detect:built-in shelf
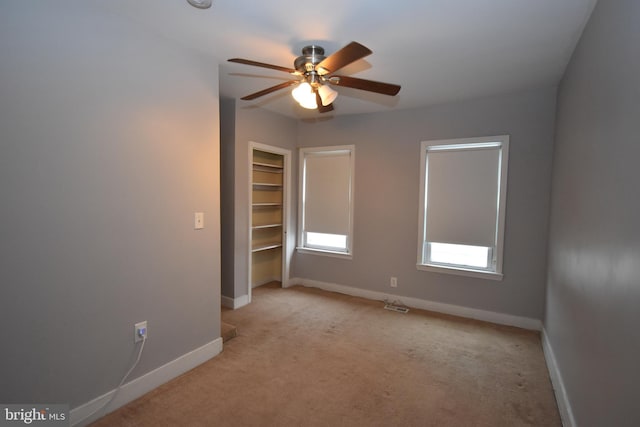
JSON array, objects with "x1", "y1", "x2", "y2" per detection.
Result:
[
  {"x1": 252, "y1": 223, "x2": 283, "y2": 230},
  {"x1": 252, "y1": 183, "x2": 283, "y2": 188},
  {"x1": 253, "y1": 162, "x2": 283, "y2": 173},
  {"x1": 251, "y1": 242, "x2": 283, "y2": 252},
  {"x1": 251, "y1": 148, "x2": 285, "y2": 286},
  {"x1": 252, "y1": 202, "x2": 282, "y2": 208}
]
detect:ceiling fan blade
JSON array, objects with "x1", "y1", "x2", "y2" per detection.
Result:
[
  {"x1": 241, "y1": 80, "x2": 299, "y2": 101},
  {"x1": 329, "y1": 75, "x2": 401, "y2": 96},
  {"x1": 228, "y1": 58, "x2": 298, "y2": 74},
  {"x1": 316, "y1": 42, "x2": 372, "y2": 75},
  {"x1": 315, "y1": 91, "x2": 334, "y2": 113}
]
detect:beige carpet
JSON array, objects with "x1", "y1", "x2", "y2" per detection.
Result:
[{"x1": 91, "y1": 283, "x2": 561, "y2": 426}]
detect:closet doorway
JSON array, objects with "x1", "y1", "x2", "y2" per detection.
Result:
[{"x1": 248, "y1": 142, "x2": 292, "y2": 301}]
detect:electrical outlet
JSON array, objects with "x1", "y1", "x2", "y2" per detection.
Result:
[
  {"x1": 390, "y1": 277, "x2": 398, "y2": 288},
  {"x1": 134, "y1": 321, "x2": 147, "y2": 343}
]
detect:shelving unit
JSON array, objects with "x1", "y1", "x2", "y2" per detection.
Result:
[
  {"x1": 252, "y1": 183, "x2": 282, "y2": 188},
  {"x1": 252, "y1": 223, "x2": 282, "y2": 229},
  {"x1": 251, "y1": 242, "x2": 283, "y2": 252},
  {"x1": 251, "y1": 149, "x2": 284, "y2": 288},
  {"x1": 253, "y1": 161, "x2": 283, "y2": 170},
  {"x1": 252, "y1": 202, "x2": 282, "y2": 207}
]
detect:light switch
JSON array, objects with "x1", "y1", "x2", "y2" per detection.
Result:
[{"x1": 194, "y1": 212, "x2": 204, "y2": 229}]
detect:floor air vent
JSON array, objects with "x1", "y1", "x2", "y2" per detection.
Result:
[{"x1": 383, "y1": 300, "x2": 410, "y2": 314}]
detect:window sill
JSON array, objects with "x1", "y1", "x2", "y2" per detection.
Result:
[
  {"x1": 297, "y1": 247, "x2": 353, "y2": 260},
  {"x1": 416, "y1": 263, "x2": 503, "y2": 281}
]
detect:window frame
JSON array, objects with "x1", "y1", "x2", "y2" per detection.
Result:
[
  {"x1": 416, "y1": 135, "x2": 509, "y2": 280},
  {"x1": 297, "y1": 145, "x2": 355, "y2": 259}
]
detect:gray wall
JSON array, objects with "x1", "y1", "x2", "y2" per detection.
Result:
[
  {"x1": 221, "y1": 105, "x2": 297, "y2": 299},
  {"x1": 545, "y1": 0, "x2": 640, "y2": 425},
  {"x1": 294, "y1": 88, "x2": 557, "y2": 319},
  {"x1": 0, "y1": 2, "x2": 221, "y2": 408},
  {"x1": 220, "y1": 97, "x2": 236, "y2": 298}
]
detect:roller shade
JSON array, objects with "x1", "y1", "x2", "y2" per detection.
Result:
[
  {"x1": 425, "y1": 144, "x2": 501, "y2": 247},
  {"x1": 303, "y1": 151, "x2": 352, "y2": 235}
]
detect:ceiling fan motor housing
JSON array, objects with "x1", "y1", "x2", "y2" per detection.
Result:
[{"x1": 294, "y1": 45, "x2": 327, "y2": 86}]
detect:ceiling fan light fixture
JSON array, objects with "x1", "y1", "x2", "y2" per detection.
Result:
[
  {"x1": 292, "y1": 82, "x2": 317, "y2": 109},
  {"x1": 318, "y1": 84, "x2": 338, "y2": 106},
  {"x1": 299, "y1": 98, "x2": 318, "y2": 110}
]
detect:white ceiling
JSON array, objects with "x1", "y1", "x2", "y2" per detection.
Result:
[{"x1": 95, "y1": 0, "x2": 597, "y2": 119}]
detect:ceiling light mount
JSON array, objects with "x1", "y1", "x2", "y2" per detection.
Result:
[{"x1": 294, "y1": 45, "x2": 326, "y2": 75}]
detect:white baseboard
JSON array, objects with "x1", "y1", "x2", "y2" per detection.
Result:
[
  {"x1": 70, "y1": 337, "x2": 223, "y2": 426},
  {"x1": 221, "y1": 294, "x2": 250, "y2": 309},
  {"x1": 282, "y1": 278, "x2": 294, "y2": 288},
  {"x1": 289, "y1": 277, "x2": 542, "y2": 331},
  {"x1": 221, "y1": 295, "x2": 234, "y2": 308},
  {"x1": 542, "y1": 328, "x2": 575, "y2": 427}
]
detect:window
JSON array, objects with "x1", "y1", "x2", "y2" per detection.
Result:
[
  {"x1": 417, "y1": 136, "x2": 509, "y2": 280},
  {"x1": 298, "y1": 146, "x2": 355, "y2": 258}
]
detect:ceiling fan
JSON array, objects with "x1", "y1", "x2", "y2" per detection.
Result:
[{"x1": 228, "y1": 41, "x2": 401, "y2": 113}]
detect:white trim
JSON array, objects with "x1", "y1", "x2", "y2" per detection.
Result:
[
  {"x1": 427, "y1": 141, "x2": 503, "y2": 152},
  {"x1": 70, "y1": 337, "x2": 223, "y2": 426},
  {"x1": 289, "y1": 277, "x2": 541, "y2": 330},
  {"x1": 495, "y1": 137, "x2": 509, "y2": 275},
  {"x1": 542, "y1": 328, "x2": 575, "y2": 427},
  {"x1": 221, "y1": 294, "x2": 250, "y2": 309},
  {"x1": 281, "y1": 279, "x2": 296, "y2": 289},
  {"x1": 296, "y1": 247, "x2": 353, "y2": 260},
  {"x1": 416, "y1": 263, "x2": 504, "y2": 281}
]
